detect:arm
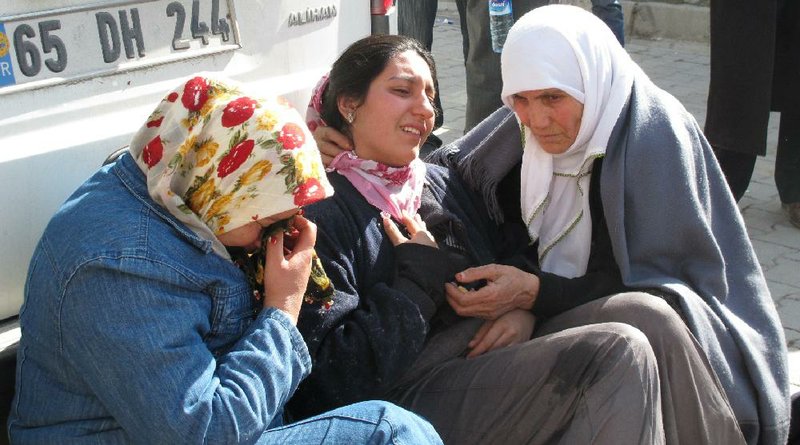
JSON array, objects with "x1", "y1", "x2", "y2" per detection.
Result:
[
  {"x1": 521, "y1": 158, "x2": 628, "y2": 318},
  {"x1": 60, "y1": 263, "x2": 310, "y2": 445},
  {"x1": 447, "y1": 159, "x2": 627, "y2": 319},
  {"x1": 288, "y1": 206, "x2": 454, "y2": 418}
]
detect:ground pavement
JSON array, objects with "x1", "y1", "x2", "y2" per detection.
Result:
[{"x1": 428, "y1": 4, "x2": 800, "y2": 393}]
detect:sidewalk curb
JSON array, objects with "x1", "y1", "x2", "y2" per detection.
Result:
[{"x1": 437, "y1": 0, "x2": 709, "y2": 43}]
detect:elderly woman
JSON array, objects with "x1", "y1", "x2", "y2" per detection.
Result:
[
  {"x1": 292, "y1": 33, "x2": 750, "y2": 444},
  {"x1": 8, "y1": 76, "x2": 442, "y2": 444},
  {"x1": 424, "y1": 5, "x2": 789, "y2": 445}
]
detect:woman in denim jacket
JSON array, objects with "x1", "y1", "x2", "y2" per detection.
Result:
[{"x1": 8, "y1": 76, "x2": 442, "y2": 445}]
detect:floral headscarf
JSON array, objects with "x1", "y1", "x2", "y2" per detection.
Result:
[{"x1": 128, "y1": 75, "x2": 334, "y2": 259}]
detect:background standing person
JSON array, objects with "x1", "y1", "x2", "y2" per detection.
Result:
[
  {"x1": 8, "y1": 76, "x2": 443, "y2": 445},
  {"x1": 705, "y1": 0, "x2": 800, "y2": 228}
]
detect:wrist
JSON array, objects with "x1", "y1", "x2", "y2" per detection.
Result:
[
  {"x1": 271, "y1": 306, "x2": 299, "y2": 325},
  {"x1": 518, "y1": 272, "x2": 539, "y2": 310}
]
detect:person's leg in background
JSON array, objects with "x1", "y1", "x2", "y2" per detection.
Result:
[
  {"x1": 704, "y1": 0, "x2": 777, "y2": 202},
  {"x1": 775, "y1": 107, "x2": 800, "y2": 227},
  {"x1": 455, "y1": 0, "x2": 501, "y2": 132},
  {"x1": 713, "y1": 149, "x2": 758, "y2": 201},
  {"x1": 772, "y1": 0, "x2": 800, "y2": 227},
  {"x1": 259, "y1": 401, "x2": 442, "y2": 444},
  {"x1": 398, "y1": 0, "x2": 438, "y2": 49},
  {"x1": 590, "y1": 0, "x2": 625, "y2": 45},
  {"x1": 456, "y1": 0, "x2": 549, "y2": 132},
  {"x1": 398, "y1": 0, "x2": 444, "y2": 157}
]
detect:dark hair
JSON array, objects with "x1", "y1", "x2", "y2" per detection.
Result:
[{"x1": 320, "y1": 34, "x2": 437, "y2": 134}]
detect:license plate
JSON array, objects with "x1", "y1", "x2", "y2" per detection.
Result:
[{"x1": 0, "y1": 0, "x2": 240, "y2": 94}]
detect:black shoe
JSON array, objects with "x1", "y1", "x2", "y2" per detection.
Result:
[{"x1": 782, "y1": 202, "x2": 800, "y2": 229}]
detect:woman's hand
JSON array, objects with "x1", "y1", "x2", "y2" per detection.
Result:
[
  {"x1": 382, "y1": 212, "x2": 437, "y2": 248},
  {"x1": 262, "y1": 215, "x2": 317, "y2": 324},
  {"x1": 466, "y1": 310, "x2": 536, "y2": 358},
  {"x1": 445, "y1": 264, "x2": 539, "y2": 320},
  {"x1": 313, "y1": 126, "x2": 353, "y2": 167}
]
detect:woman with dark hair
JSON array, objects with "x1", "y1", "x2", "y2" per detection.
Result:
[{"x1": 289, "y1": 33, "x2": 745, "y2": 444}]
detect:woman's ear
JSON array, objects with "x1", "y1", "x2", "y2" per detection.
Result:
[{"x1": 337, "y1": 96, "x2": 357, "y2": 122}]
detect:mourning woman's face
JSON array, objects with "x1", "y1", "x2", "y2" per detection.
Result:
[{"x1": 510, "y1": 88, "x2": 584, "y2": 154}]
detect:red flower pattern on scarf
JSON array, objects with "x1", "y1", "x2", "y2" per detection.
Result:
[
  {"x1": 146, "y1": 117, "x2": 164, "y2": 128},
  {"x1": 181, "y1": 77, "x2": 210, "y2": 112},
  {"x1": 221, "y1": 97, "x2": 258, "y2": 127},
  {"x1": 217, "y1": 139, "x2": 254, "y2": 178},
  {"x1": 294, "y1": 178, "x2": 326, "y2": 206},
  {"x1": 143, "y1": 135, "x2": 163, "y2": 168},
  {"x1": 277, "y1": 123, "x2": 306, "y2": 149}
]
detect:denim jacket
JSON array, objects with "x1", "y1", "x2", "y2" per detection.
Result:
[{"x1": 8, "y1": 153, "x2": 312, "y2": 444}]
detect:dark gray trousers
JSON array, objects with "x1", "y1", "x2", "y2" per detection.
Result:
[
  {"x1": 389, "y1": 321, "x2": 664, "y2": 444},
  {"x1": 387, "y1": 292, "x2": 745, "y2": 445},
  {"x1": 536, "y1": 292, "x2": 745, "y2": 445}
]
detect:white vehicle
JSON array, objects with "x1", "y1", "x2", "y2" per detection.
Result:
[{"x1": 0, "y1": 0, "x2": 396, "y2": 431}]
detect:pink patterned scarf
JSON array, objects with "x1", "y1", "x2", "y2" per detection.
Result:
[{"x1": 328, "y1": 151, "x2": 426, "y2": 220}]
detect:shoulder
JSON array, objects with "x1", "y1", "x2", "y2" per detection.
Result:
[
  {"x1": 423, "y1": 162, "x2": 469, "y2": 196},
  {"x1": 303, "y1": 172, "x2": 383, "y2": 257},
  {"x1": 630, "y1": 79, "x2": 700, "y2": 140},
  {"x1": 607, "y1": 78, "x2": 707, "y2": 165},
  {"x1": 43, "y1": 172, "x2": 227, "y2": 292},
  {"x1": 304, "y1": 172, "x2": 370, "y2": 226}
]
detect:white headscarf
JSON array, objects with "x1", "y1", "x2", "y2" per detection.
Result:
[{"x1": 500, "y1": 5, "x2": 639, "y2": 277}]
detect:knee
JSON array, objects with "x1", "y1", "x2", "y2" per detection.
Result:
[
  {"x1": 557, "y1": 323, "x2": 659, "y2": 396},
  {"x1": 590, "y1": 322, "x2": 656, "y2": 368},
  {"x1": 605, "y1": 292, "x2": 687, "y2": 340},
  {"x1": 348, "y1": 401, "x2": 442, "y2": 445}
]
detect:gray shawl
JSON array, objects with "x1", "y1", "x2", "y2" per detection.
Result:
[{"x1": 427, "y1": 79, "x2": 790, "y2": 444}]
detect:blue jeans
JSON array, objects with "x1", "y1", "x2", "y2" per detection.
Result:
[{"x1": 259, "y1": 401, "x2": 442, "y2": 444}]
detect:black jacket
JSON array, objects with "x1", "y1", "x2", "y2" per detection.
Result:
[{"x1": 705, "y1": 0, "x2": 799, "y2": 155}]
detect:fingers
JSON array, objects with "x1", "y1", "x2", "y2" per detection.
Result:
[
  {"x1": 446, "y1": 283, "x2": 478, "y2": 317},
  {"x1": 445, "y1": 283, "x2": 502, "y2": 320},
  {"x1": 382, "y1": 213, "x2": 407, "y2": 246},
  {"x1": 262, "y1": 220, "x2": 314, "y2": 324},
  {"x1": 381, "y1": 211, "x2": 437, "y2": 248},
  {"x1": 468, "y1": 320, "x2": 493, "y2": 349},
  {"x1": 264, "y1": 230, "x2": 285, "y2": 271},
  {"x1": 400, "y1": 212, "x2": 426, "y2": 235},
  {"x1": 322, "y1": 126, "x2": 354, "y2": 151},
  {"x1": 400, "y1": 212, "x2": 437, "y2": 248},
  {"x1": 454, "y1": 264, "x2": 500, "y2": 285},
  {"x1": 467, "y1": 322, "x2": 513, "y2": 358},
  {"x1": 313, "y1": 126, "x2": 352, "y2": 167},
  {"x1": 285, "y1": 215, "x2": 316, "y2": 259}
]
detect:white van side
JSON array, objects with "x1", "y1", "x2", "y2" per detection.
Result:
[{"x1": 0, "y1": 0, "x2": 396, "y2": 436}]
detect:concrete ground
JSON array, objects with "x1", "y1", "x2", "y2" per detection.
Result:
[{"x1": 429, "y1": 3, "x2": 800, "y2": 394}]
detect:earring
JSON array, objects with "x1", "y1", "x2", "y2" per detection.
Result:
[{"x1": 346, "y1": 111, "x2": 355, "y2": 124}]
